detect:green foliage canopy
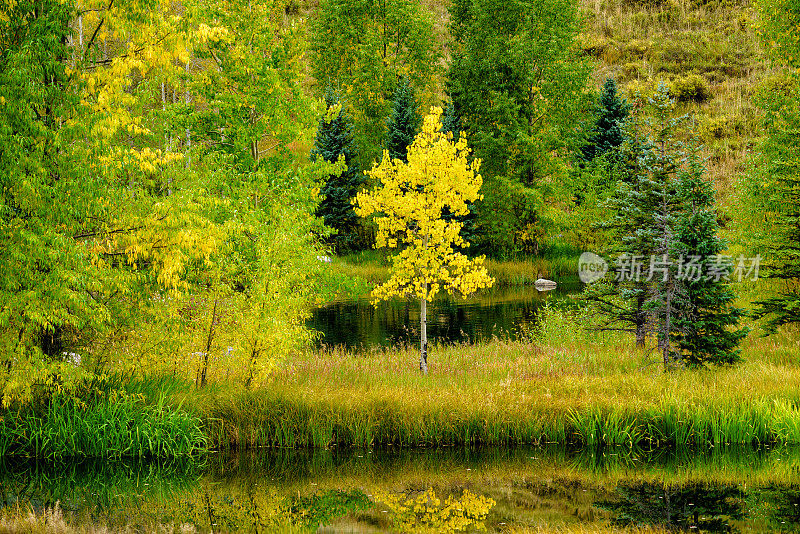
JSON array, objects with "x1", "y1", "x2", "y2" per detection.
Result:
[
  {"x1": 310, "y1": 0, "x2": 438, "y2": 167},
  {"x1": 448, "y1": 0, "x2": 593, "y2": 256}
]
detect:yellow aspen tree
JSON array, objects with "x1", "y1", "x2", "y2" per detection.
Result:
[{"x1": 355, "y1": 107, "x2": 494, "y2": 374}]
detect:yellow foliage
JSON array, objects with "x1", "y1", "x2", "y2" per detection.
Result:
[
  {"x1": 355, "y1": 107, "x2": 494, "y2": 303},
  {"x1": 324, "y1": 101, "x2": 343, "y2": 124},
  {"x1": 373, "y1": 487, "x2": 496, "y2": 533}
]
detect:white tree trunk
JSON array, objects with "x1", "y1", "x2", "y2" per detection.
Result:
[{"x1": 420, "y1": 291, "x2": 428, "y2": 375}]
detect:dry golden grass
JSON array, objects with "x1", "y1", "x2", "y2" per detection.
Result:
[{"x1": 190, "y1": 303, "x2": 800, "y2": 449}]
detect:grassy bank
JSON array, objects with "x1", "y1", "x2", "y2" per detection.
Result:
[
  {"x1": 185, "y1": 308, "x2": 800, "y2": 450},
  {"x1": 5, "y1": 306, "x2": 798, "y2": 457}
]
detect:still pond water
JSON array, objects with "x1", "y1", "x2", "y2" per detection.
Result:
[
  {"x1": 8, "y1": 446, "x2": 800, "y2": 532},
  {"x1": 307, "y1": 278, "x2": 583, "y2": 349}
]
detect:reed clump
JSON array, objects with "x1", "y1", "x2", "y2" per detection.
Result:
[{"x1": 0, "y1": 390, "x2": 207, "y2": 459}]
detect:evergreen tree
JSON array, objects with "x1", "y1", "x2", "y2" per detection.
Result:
[
  {"x1": 311, "y1": 89, "x2": 362, "y2": 250},
  {"x1": 743, "y1": 74, "x2": 800, "y2": 333},
  {"x1": 385, "y1": 76, "x2": 421, "y2": 162},
  {"x1": 581, "y1": 78, "x2": 631, "y2": 162},
  {"x1": 583, "y1": 84, "x2": 746, "y2": 367},
  {"x1": 440, "y1": 99, "x2": 462, "y2": 141},
  {"x1": 638, "y1": 84, "x2": 686, "y2": 367},
  {"x1": 567, "y1": 79, "x2": 630, "y2": 247},
  {"x1": 673, "y1": 143, "x2": 747, "y2": 366},
  {"x1": 606, "y1": 84, "x2": 680, "y2": 356}
]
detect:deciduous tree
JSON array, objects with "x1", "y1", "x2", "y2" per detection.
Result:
[
  {"x1": 448, "y1": 0, "x2": 592, "y2": 256},
  {"x1": 355, "y1": 108, "x2": 494, "y2": 374},
  {"x1": 310, "y1": 0, "x2": 438, "y2": 168}
]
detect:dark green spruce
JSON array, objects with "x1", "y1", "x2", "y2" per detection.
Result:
[
  {"x1": 583, "y1": 83, "x2": 745, "y2": 367},
  {"x1": 385, "y1": 76, "x2": 420, "y2": 162},
  {"x1": 582, "y1": 104, "x2": 657, "y2": 349},
  {"x1": 311, "y1": 88, "x2": 362, "y2": 251},
  {"x1": 672, "y1": 143, "x2": 747, "y2": 366},
  {"x1": 581, "y1": 78, "x2": 631, "y2": 162},
  {"x1": 440, "y1": 99, "x2": 462, "y2": 141}
]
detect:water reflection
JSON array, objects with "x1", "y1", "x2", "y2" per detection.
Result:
[
  {"x1": 1, "y1": 446, "x2": 800, "y2": 532},
  {"x1": 308, "y1": 280, "x2": 582, "y2": 349},
  {"x1": 0, "y1": 457, "x2": 200, "y2": 512},
  {"x1": 598, "y1": 482, "x2": 746, "y2": 532}
]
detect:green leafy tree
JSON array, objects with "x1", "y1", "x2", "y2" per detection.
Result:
[
  {"x1": 311, "y1": 89, "x2": 362, "y2": 251},
  {"x1": 0, "y1": 0, "x2": 103, "y2": 403},
  {"x1": 0, "y1": 0, "x2": 345, "y2": 403},
  {"x1": 355, "y1": 108, "x2": 494, "y2": 374},
  {"x1": 740, "y1": 0, "x2": 800, "y2": 333},
  {"x1": 310, "y1": 0, "x2": 438, "y2": 168},
  {"x1": 740, "y1": 74, "x2": 800, "y2": 333},
  {"x1": 756, "y1": 0, "x2": 800, "y2": 68},
  {"x1": 448, "y1": 0, "x2": 592, "y2": 256},
  {"x1": 385, "y1": 76, "x2": 420, "y2": 163}
]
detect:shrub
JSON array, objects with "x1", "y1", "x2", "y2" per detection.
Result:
[{"x1": 671, "y1": 73, "x2": 712, "y2": 103}]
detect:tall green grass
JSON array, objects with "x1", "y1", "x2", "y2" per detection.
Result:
[
  {"x1": 0, "y1": 391, "x2": 207, "y2": 459},
  {"x1": 198, "y1": 389, "x2": 800, "y2": 450}
]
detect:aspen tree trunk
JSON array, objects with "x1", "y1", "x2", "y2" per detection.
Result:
[
  {"x1": 420, "y1": 287, "x2": 428, "y2": 375},
  {"x1": 420, "y1": 233, "x2": 429, "y2": 375}
]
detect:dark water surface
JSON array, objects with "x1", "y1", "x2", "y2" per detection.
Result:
[
  {"x1": 5, "y1": 446, "x2": 800, "y2": 532},
  {"x1": 307, "y1": 277, "x2": 583, "y2": 349}
]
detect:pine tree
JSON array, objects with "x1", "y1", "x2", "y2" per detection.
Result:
[
  {"x1": 441, "y1": 100, "x2": 462, "y2": 141},
  {"x1": 583, "y1": 84, "x2": 746, "y2": 368},
  {"x1": 673, "y1": 143, "x2": 747, "y2": 366},
  {"x1": 581, "y1": 78, "x2": 631, "y2": 162},
  {"x1": 386, "y1": 76, "x2": 421, "y2": 162},
  {"x1": 744, "y1": 74, "x2": 800, "y2": 333},
  {"x1": 568, "y1": 79, "x2": 631, "y2": 247},
  {"x1": 638, "y1": 84, "x2": 686, "y2": 368},
  {"x1": 583, "y1": 105, "x2": 659, "y2": 349},
  {"x1": 311, "y1": 88, "x2": 362, "y2": 250}
]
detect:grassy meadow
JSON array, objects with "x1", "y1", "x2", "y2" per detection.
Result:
[
  {"x1": 0, "y1": 0, "x2": 794, "y2": 463},
  {"x1": 172, "y1": 301, "x2": 800, "y2": 450}
]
